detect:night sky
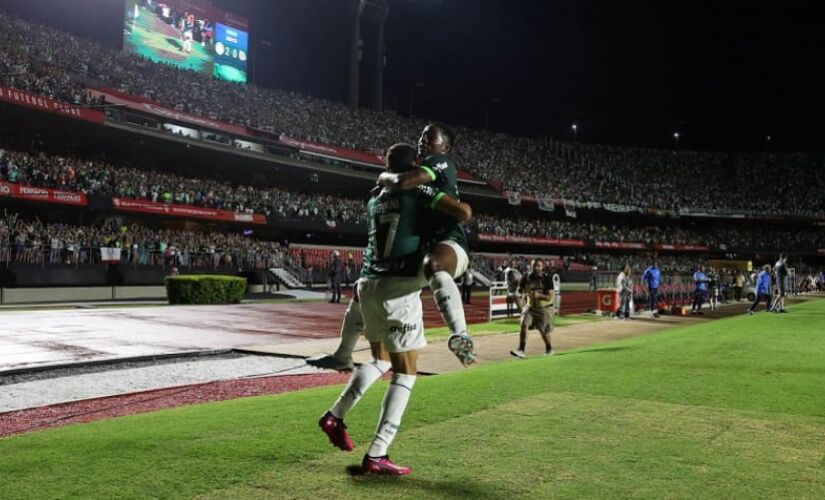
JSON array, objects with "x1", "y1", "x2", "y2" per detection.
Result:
[{"x1": 1, "y1": 0, "x2": 823, "y2": 153}]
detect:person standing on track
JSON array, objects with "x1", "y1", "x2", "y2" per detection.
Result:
[
  {"x1": 461, "y1": 266, "x2": 474, "y2": 304},
  {"x1": 617, "y1": 265, "x2": 633, "y2": 320},
  {"x1": 733, "y1": 270, "x2": 745, "y2": 301},
  {"x1": 328, "y1": 250, "x2": 343, "y2": 303},
  {"x1": 707, "y1": 267, "x2": 720, "y2": 311},
  {"x1": 770, "y1": 253, "x2": 789, "y2": 313},
  {"x1": 691, "y1": 265, "x2": 709, "y2": 315},
  {"x1": 641, "y1": 259, "x2": 661, "y2": 318},
  {"x1": 503, "y1": 261, "x2": 523, "y2": 318}
]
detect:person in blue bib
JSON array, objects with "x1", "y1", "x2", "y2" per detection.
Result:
[
  {"x1": 748, "y1": 265, "x2": 773, "y2": 315},
  {"x1": 641, "y1": 259, "x2": 661, "y2": 318},
  {"x1": 691, "y1": 265, "x2": 709, "y2": 315}
]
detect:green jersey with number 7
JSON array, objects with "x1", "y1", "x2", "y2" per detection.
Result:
[{"x1": 361, "y1": 187, "x2": 435, "y2": 278}]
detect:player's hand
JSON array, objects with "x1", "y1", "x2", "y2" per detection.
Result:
[{"x1": 377, "y1": 172, "x2": 400, "y2": 188}]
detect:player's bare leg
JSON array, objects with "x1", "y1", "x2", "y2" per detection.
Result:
[
  {"x1": 424, "y1": 243, "x2": 475, "y2": 366},
  {"x1": 541, "y1": 332, "x2": 555, "y2": 356},
  {"x1": 363, "y1": 349, "x2": 417, "y2": 476},
  {"x1": 320, "y1": 343, "x2": 390, "y2": 451}
]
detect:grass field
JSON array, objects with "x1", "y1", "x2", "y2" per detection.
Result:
[
  {"x1": 1, "y1": 300, "x2": 824, "y2": 499},
  {"x1": 425, "y1": 314, "x2": 603, "y2": 339}
]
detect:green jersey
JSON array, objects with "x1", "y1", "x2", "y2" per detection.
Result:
[
  {"x1": 361, "y1": 187, "x2": 433, "y2": 278},
  {"x1": 708, "y1": 272, "x2": 720, "y2": 289},
  {"x1": 418, "y1": 154, "x2": 469, "y2": 253}
]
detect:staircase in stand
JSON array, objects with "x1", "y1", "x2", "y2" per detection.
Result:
[{"x1": 269, "y1": 268, "x2": 304, "y2": 289}]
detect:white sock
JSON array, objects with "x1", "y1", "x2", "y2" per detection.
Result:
[
  {"x1": 429, "y1": 271, "x2": 467, "y2": 336},
  {"x1": 368, "y1": 373, "x2": 416, "y2": 457},
  {"x1": 329, "y1": 359, "x2": 391, "y2": 419},
  {"x1": 333, "y1": 299, "x2": 364, "y2": 361}
]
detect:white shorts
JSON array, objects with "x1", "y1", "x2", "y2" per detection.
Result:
[
  {"x1": 434, "y1": 239, "x2": 469, "y2": 279},
  {"x1": 358, "y1": 277, "x2": 427, "y2": 353}
]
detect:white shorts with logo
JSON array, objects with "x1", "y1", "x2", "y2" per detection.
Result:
[{"x1": 358, "y1": 276, "x2": 427, "y2": 353}]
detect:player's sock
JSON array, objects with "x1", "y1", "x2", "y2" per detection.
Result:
[
  {"x1": 330, "y1": 359, "x2": 391, "y2": 419},
  {"x1": 430, "y1": 271, "x2": 467, "y2": 335},
  {"x1": 332, "y1": 299, "x2": 364, "y2": 361},
  {"x1": 517, "y1": 331, "x2": 527, "y2": 352},
  {"x1": 367, "y1": 373, "x2": 416, "y2": 458}
]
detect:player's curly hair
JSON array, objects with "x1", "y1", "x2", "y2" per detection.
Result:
[{"x1": 386, "y1": 143, "x2": 417, "y2": 173}]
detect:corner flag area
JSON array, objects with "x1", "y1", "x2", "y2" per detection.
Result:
[{"x1": 1, "y1": 298, "x2": 824, "y2": 498}]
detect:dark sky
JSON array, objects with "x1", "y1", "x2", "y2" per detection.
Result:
[{"x1": 2, "y1": 0, "x2": 823, "y2": 152}]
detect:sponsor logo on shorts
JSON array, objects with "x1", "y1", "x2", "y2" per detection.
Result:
[{"x1": 389, "y1": 323, "x2": 418, "y2": 335}]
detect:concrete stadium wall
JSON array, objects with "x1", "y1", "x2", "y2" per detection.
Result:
[
  {"x1": 2, "y1": 287, "x2": 117, "y2": 304},
  {"x1": 0, "y1": 284, "x2": 269, "y2": 304}
]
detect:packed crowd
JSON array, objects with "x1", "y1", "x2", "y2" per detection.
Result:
[
  {"x1": 2, "y1": 142, "x2": 823, "y2": 253},
  {"x1": 0, "y1": 145, "x2": 365, "y2": 224},
  {"x1": 469, "y1": 213, "x2": 825, "y2": 251},
  {"x1": 574, "y1": 253, "x2": 708, "y2": 275},
  {"x1": 473, "y1": 252, "x2": 707, "y2": 279},
  {"x1": 0, "y1": 212, "x2": 289, "y2": 269},
  {"x1": 2, "y1": 11, "x2": 825, "y2": 217}
]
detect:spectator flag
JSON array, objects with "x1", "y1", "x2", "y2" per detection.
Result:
[
  {"x1": 506, "y1": 191, "x2": 522, "y2": 206},
  {"x1": 564, "y1": 201, "x2": 577, "y2": 219},
  {"x1": 538, "y1": 196, "x2": 555, "y2": 212},
  {"x1": 325, "y1": 220, "x2": 337, "y2": 229},
  {"x1": 100, "y1": 247, "x2": 121, "y2": 264}
]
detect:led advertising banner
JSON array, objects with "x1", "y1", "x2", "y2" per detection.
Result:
[{"x1": 124, "y1": 0, "x2": 249, "y2": 83}]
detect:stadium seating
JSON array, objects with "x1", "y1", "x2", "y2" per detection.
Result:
[
  {"x1": 290, "y1": 246, "x2": 364, "y2": 270},
  {"x1": 1, "y1": 10, "x2": 824, "y2": 218}
]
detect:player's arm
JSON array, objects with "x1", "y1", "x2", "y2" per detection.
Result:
[
  {"x1": 516, "y1": 276, "x2": 529, "y2": 296},
  {"x1": 378, "y1": 165, "x2": 436, "y2": 191},
  {"x1": 432, "y1": 192, "x2": 472, "y2": 222}
]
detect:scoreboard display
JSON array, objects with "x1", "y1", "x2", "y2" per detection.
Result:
[{"x1": 123, "y1": 0, "x2": 250, "y2": 84}]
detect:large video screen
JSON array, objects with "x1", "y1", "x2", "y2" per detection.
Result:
[{"x1": 123, "y1": 0, "x2": 250, "y2": 84}]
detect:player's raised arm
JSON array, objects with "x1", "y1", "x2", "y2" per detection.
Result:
[{"x1": 377, "y1": 167, "x2": 434, "y2": 190}]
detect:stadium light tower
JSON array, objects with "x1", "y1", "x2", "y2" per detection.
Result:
[
  {"x1": 348, "y1": 0, "x2": 441, "y2": 111},
  {"x1": 571, "y1": 123, "x2": 578, "y2": 142},
  {"x1": 673, "y1": 131, "x2": 680, "y2": 148}
]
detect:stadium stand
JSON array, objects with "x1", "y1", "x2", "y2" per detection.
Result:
[
  {"x1": 0, "y1": 213, "x2": 289, "y2": 270},
  {"x1": 1, "y1": 145, "x2": 823, "y2": 255},
  {"x1": 1, "y1": 9, "x2": 824, "y2": 217},
  {"x1": 0, "y1": 9, "x2": 823, "y2": 299}
]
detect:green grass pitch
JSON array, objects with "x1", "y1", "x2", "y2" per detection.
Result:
[{"x1": 1, "y1": 300, "x2": 824, "y2": 499}]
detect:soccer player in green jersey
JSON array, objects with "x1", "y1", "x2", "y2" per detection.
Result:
[
  {"x1": 308, "y1": 122, "x2": 476, "y2": 371},
  {"x1": 377, "y1": 123, "x2": 475, "y2": 365},
  {"x1": 319, "y1": 143, "x2": 472, "y2": 475}
]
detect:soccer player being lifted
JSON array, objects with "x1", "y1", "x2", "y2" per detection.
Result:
[
  {"x1": 318, "y1": 143, "x2": 472, "y2": 475},
  {"x1": 308, "y1": 123, "x2": 476, "y2": 370}
]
